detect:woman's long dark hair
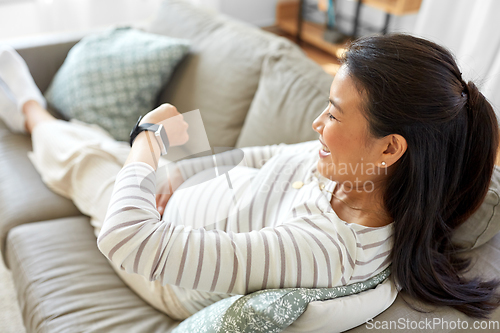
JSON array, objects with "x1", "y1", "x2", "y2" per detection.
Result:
[{"x1": 342, "y1": 34, "x2": 500, "y2": 318}]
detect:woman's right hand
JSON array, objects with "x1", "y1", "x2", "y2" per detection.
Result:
[
  {"x1": 156, "y1": 165, "x2": 185, "y2": 216},
  {"x1": 141, "y1": 103, "x2": 189, "y2": 147}
]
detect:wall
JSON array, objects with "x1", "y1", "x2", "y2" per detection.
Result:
[
  {"x1": 220, "y1": 0, "x2": 277, "y2": 27},
  {"x1": 0, "y1": 0, "x2": 164, "y2": 41},
  {"x1": 187, "y1": 0, "x2": 277, "y2": 27}
]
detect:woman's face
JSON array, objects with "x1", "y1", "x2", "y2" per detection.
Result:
[{"x1": 312, "y1": 65, "x2": 386, "y2": 187}]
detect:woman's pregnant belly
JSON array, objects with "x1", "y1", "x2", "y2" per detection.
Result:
[{"x1": 162, "y1": 165, "x2": 259, "y2": 231}]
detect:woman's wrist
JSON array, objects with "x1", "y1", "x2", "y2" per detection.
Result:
[
  {"x1": 124, "y1": 130, "x2": 162, "y2": 170},
  {"x1": 124, "y1": 103, "x2": 189, "y2": 170}
]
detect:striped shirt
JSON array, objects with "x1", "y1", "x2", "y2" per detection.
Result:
[{"x1": 97, "y1": 140, "x2": 394, "y2": 315}]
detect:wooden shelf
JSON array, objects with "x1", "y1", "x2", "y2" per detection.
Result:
[
  {"x1": 276, "y1": 0, "x2": 422, "y2": 57},
  {"x1": 276, "y1": 1, "x2": 348, "y2": 58},
  {"x1": 353, "y1": 0, "x2": 423, "y2": 16}
]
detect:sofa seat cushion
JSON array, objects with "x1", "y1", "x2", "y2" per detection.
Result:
[
  {"x1": 0, "y1": 120, "x2": 81, "y2": 268},
  {"x1": 235, "y1": 49, "x2": 333, "y2": 148},
  {"x1": 149, "y1": 0, "x2": 299, "y2": 148},
  {"x1": 6, "y1": 217, "x2": 179, "y2": 333}
]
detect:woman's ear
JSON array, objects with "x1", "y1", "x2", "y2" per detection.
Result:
[{"x1": 382, "y1": 134, "x2": 407, "y2": 167}]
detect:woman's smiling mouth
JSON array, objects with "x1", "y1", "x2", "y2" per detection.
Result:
[{"x1": 319, "y1": 138, "x2": 331, "y2": 158}]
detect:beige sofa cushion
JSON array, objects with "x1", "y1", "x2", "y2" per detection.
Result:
[
  {"x1": 149, "y1": 0, "x2": 297, "y2": 148},
  {"x1": 235, "y1": 49, "x2": 333, "y2": 148},
  {"x1": 346, "y1": 232, "x2": 500, "y2": 332},
  {"x1": 452, "y1": 165, "x2": 500, "y2": 251},
  {"x1": 6, "y1": 217, "x2": 180, "y2": 333},
  {"x1": 0, "y1": 120, "x2": 81, "y2": 268}
]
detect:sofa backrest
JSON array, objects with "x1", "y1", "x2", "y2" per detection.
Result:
[
  {"x1": 235, "y1": 48, "x2": 333, "y2": 148},
  {"x1": 149, "y1": 0, "x2": 333, "y2": 149}
]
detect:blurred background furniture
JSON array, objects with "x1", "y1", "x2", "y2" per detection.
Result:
[{"x1": 276, "y1": 0, "x2": 422, "y2": 56}]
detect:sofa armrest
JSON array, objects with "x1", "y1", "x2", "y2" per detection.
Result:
[{"x1": 0, "y1": 122, "x2": 83, "y2": 268}]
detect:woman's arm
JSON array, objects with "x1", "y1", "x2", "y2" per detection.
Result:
[
  {"x1": 97, "y1": 162, "x2": 360, "y2": 294},
  {"x1": 174, "y1": 144, "x2": 284, "y2": 181},
  {"x1": 175, "y1": 140, "x2": 321, "y2": 181}
]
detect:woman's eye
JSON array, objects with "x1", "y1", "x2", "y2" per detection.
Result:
[{"x1": 326, "y1": 100, "x2": 338, "y2": 121}]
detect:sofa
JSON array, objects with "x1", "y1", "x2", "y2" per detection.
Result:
[{"x1": 1, "y1": 0, "x2": 500, "y2": 332}]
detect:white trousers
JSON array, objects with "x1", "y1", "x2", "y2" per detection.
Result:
[{"x1": 28, "y1": 119, "x2": 192, "y2": 320}]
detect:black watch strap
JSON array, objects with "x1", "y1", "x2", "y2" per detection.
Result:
[{"x1": 129, "y1": 116, "x2": 159, "y2": 146}]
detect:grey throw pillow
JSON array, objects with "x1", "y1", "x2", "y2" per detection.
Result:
[
  {"x1": 173, "y1": 267, "x2": 391, "y2": 333},
  {"x1": 44, "y1": 27, "x2": 190, "y2": 141}
]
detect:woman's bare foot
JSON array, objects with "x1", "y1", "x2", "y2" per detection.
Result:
[{"x1": 23, "y1": 100, "x2": 56, "y2": 134}]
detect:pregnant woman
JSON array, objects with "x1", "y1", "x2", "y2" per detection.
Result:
[{"x1": 0, "y1": 33, "x2": 498, "y2": 321}]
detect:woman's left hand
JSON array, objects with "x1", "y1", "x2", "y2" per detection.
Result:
[
  {"x1": 140, "y1": 103, "x2": 189, "y2": 147},
  {"x1": 156, "y1": 165, "x2": 185, "y2": 216}
]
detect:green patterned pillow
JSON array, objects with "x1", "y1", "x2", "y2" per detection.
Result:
[
  {"x1": 173, "y1": 266, "x2": 391, "y2": 333},
  {"x1": 44, "y1": 27, "x2": 190, "y2": 141}
]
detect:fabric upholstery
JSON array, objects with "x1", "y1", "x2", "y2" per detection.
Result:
[
  {"x1": 6, "y1": 217, "x2": 180, "y2": 333},
  {"x1": 235, "y1": 49, "x2": 333, "y2": 148},
  {"x1": 345, "y1": 232, "x2": 500, "y2": 332},
  {"x1": 14, "y1": 36, "x2": 80, "y2": 95},
  {"x1": 44, "y1": 27, "x2": 190, "y2": 141},
  {"x1": 149, "y1": 0, "x2": 299, "y2": 148},
  {"x1": 11, "y1": 33, "x2": 82, "y2": 120},
  {"x1": 0, "y1": 119, "x2": 81, "y2": 268},
  {"x1": 285, "y1": 279, "x2": 397, "y2": 333},
  {"x1": 173, "y1": 268, "x2": 392, "y2": 333},
  {"x1": 452, "y1": 165, "x2": 500, "y2": 251}
]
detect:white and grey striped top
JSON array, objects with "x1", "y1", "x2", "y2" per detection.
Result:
[{"x1": 97, "y1": 140, "x2": 394, "y2": 315}]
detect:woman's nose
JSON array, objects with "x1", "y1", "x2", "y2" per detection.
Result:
[{"x1": 312, "y1": 113, "x2": 324, "y2": 134}]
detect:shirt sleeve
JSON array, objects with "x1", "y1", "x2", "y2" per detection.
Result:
[
  {"x1": 97, "y1": 160, "x2": 358, "y2": 295},
  {"x1": 174, "y1": 140, "x2": 320, "y2": 180}
]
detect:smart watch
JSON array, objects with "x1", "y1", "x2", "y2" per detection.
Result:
[{"x1": 129, "y1": 115, "x2": 169, "y2": 155}]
